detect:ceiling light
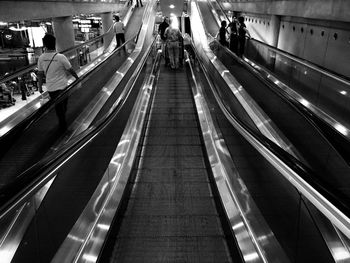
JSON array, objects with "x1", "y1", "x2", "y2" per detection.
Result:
[{"x1": 169, "y1": 4, "x2": 175, "y2": 8}]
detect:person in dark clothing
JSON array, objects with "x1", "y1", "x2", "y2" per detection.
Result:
[
  {"x1": 159, "y1": 16, "x2": 169, "y2": 41},
  {"x1": 228, "y1": 17, "x2": 239, "y2": 54},
  {"x1": 136, "y1": 0, "x2": 143, "y2": 7},
  {"x1": 158, "y1": 17, "x2": 170, "y2": 64},
  {"x1": 237, "y1": 16, "x2": 251, "y2": 57},
  {"x1": 18, "y1": 76, "x2": 27, "y2": 100},
  {"x1": 219, "y1": 20, "x2": 229, "y2": 47}
]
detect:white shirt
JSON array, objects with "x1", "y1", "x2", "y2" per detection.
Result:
[
  {"x1": 37, "y1": 52, "x2": 72, "y2": 92},
  {"x1": 113, "y1": 21, "x2": 124, "y2": 34}
]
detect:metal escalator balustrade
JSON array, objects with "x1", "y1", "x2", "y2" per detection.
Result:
[
  {"x1": 99, "y1": 54, "x2": 238, "y2": 262},
  {"x1": 191, "y1": 2, "x2": 350, "y2": 262},
  {"x1": 0, "y1": 2, "x2": 157, "y2": 261}
]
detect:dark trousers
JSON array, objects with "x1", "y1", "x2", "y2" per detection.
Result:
[
  {"x1": 115, "y1": 33, "x2": 125, "y2": 48},
  {"x1": 238, "y1": 38, "x2": 246, "y2": 57},
  {"x1": 49, "y1": 90, "x2": 68, "y2": 128},
  {"x1": 230, "y1": 35, "x2": 238, "y2": 55}
]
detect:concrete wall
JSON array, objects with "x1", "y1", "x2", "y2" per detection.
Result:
[
  {"x1": 0, "y1": 1, "x2": 124, "y2": 22},
  {"x1": 242, "y1": 12, "x2": 350, "y2": 78}
]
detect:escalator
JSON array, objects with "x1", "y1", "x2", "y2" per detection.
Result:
[
  {"x1": 196, "y1": 0, "x2": 350, "y2": 211},
  {"x1": 97, "y1": 60, "x2": 241, "y2": 262},
  {"x1": 2, "y1": 38, "x2": 349, "y2": 262},
  {"x1": 1, "y1": 4, "x2": 350, "y2": 262},
  {"x1": 0, "y1": 6, "x2": 146, "y2": 196}
]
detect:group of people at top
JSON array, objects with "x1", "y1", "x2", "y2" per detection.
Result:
[
  {"x1": 158, "y1": 16, "x2": 183, "y2": 70},
  {"x1": 219, "y1": 16, "x2": 251, "y2": 57}
]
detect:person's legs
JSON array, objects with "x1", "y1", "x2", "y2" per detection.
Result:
[
  {"x1": 168, "y1": 42, "x2": 176, "y2": 69},
  {"x1": 116, "y1": 34, "x2": 121, "y2": 47},
  {"x1": 173, "y1": 42, "x2": 180, "y2": 69},
  {"x1": 49, "y1": 90, "x2": 68, "y2": 129},
  {"x1": 121, "y1": 33, "x2": 126, "y2": 50}
]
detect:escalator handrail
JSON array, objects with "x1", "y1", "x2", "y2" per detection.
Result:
[
  {"x1": 211, "y1": 0, "x2": 350, "y2": 86},
  {"x1": 191, "y1": 38, "x2": 350, "y2": 239},
  {"x1": 0, "y1": 37, "x2": 156, "y2": 223},
  {"x1": 0, "y1": 6, "x2": 157, "y2": 223}
]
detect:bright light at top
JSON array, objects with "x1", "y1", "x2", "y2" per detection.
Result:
[{"x1": 169, "y1": 4, "x2": 175, "y2": 8}]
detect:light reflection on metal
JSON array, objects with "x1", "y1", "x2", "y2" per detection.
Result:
[
  {"x1": 232, "y1": 222, "x2": 244, "y2": 230},
  {"x1": 96, "y1": 224, "x2": 110, "y2": 231},
  {"x1": 334, "y1": 123, "x2": 348, "y2": 136},
  {"x1": 333, "y1": 247, "x2": 350, "y2": 261},
  {"x1": 67, "y1": 234, "x2": 85, "y2": 243},
  {"x1": 82, "y1": 254, "x2": 97, "y2": 262},
  {"x1": 244, "y1": 252, "x2": 260, "y2": 262},
  {"x1": 299, "y1": 98, "x2": 310, "y2": 107},
  {"x1": 0, "y1": 126, "x2": 10, "y2": 136}
]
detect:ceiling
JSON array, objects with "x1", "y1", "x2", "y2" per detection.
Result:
[{"x1": 158, "y1": 0, "x2": 185, "y2": 17}]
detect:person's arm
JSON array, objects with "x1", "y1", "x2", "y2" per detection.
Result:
[
  {"x1": 245, "y1": 27, "x2": 251, "y2": 38},
  {"x1": 37, "y1": 71, "x2": 45, "y2": 93},
  {"x1": 60, "y1": 54, "x2": 79, "y2": 80},
  {"x1": 67, "y1": 68, "x2": 79, "y2": 80}
]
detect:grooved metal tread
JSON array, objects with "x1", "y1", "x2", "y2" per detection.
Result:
[{"x1": 109, "y1": 65, "x2": 232, "y2": 262}]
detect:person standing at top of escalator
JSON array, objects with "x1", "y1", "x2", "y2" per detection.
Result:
[
  {"x1": 113, "y1": 16, "x2": 125, "y2": 49},
  {"x1": 136, "y1": 0, "x2": 143, "y2": 7},
  {"x1": 158, "y1": 16, "x2": 169, "y2": 64},
  {"x1": 37, "y1": 34, "x2": 79, "y2": 130},
  {"x1": 228, "y1": 17, "x2": 239, "y2": 55},
  {"x1": 219, "y1": 20, "x2": 229, "y2": 47},
  {"x1": 237, "y1": 16, "x2": 251, "y2": 57},
  {"x1": 164, "y1": 18, "x2": 182, "y2": 70}
]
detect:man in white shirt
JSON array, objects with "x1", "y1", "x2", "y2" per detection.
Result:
[
  {"x1": 37, "y1": 34, "x2": 79, "y2": 130},
  {"x1": 113, "y1": 16, "x2": 125, "y2": 48}
]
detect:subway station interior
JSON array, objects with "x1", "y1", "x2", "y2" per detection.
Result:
[{"x1": 0, "y1": 0, "x2": 350, "y2": 262}]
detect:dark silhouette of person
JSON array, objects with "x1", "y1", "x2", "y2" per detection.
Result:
[
  {"x1": 228, "y1": 17, "x2": 239, "y2": 54},
  {"x1": 237, "y1": 16, "x2": 251, "y2": 57},
  {"x1": 136, "y1": 0, "x2": 143, "y2": 7},
  {"x1": 37, "y1": 34, "x2": 79, "y2": 130},
  {"x1": 219, "y1": 20, "x2": 229, "y2": 47}
]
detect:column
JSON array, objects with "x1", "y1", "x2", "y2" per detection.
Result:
[
  {"x1": 101, "y1": 12, "x2": 114, "y2": 50},
  {"x1": 52, "y1": 16, "x2": 75, "y2": 52},
  {"x1": 52, "y1": 16, "x2": 79, "y2": 69},
  {"x1": 270, "y1": 15, "x2": 281, "y2": 47}
]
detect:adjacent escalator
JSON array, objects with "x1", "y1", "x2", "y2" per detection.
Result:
[
  {"x1": 197, "y1": 0, "x2": 350, "y2": 214},
  {"x1": 0, "y1": 7, "x2": 145, "y2": 195}
]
